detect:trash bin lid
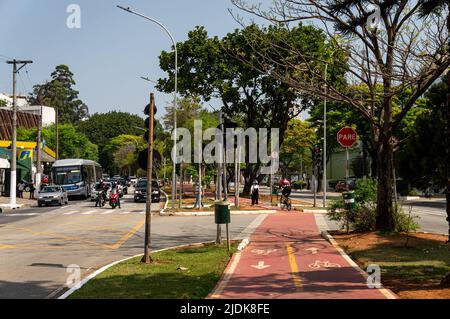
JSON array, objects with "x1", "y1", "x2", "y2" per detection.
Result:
[{"x1": 214, "y1": 200, "x2": 230, "y2": 206}]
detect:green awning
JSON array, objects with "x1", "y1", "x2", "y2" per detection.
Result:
[{"x1": 0, "y1": 148, "x2": 11, "y2": 159}]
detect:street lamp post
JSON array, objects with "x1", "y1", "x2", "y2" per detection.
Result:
[
  {"x1": 117, "y1": 5, "x2": 178, "y2": 210},
  {"x1": 323, "y1": 63, "x2": 328, "y2": 209}
]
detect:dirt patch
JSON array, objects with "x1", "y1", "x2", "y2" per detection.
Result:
[{"x1": 332, "y1": 231, "x2": 450, "y2": 299}]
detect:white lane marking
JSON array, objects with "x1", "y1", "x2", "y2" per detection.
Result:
[
  {"x1": 81, "y1": 210, "x2": 96, "y2": 215},
  {"x1": 100, "y1": 210, "x2": 114, "y2": 215},
  {"x1": 306, "y1": 247, "x2": 319, "y2": 255},
  {"x1": 236, "y1": 214, "x2": 268, "y2": 240},
  {"x1": 1, "y1": 213, "x2": 39, "y2": 217},
  {"x1": 120, "y1": 211, "x2": 131, "y2": 215},
  {"x1": 63, "y1": 211, "x2": 77, "y2": 215}
]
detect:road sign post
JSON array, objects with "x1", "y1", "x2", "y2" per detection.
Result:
[{"x1": 337, "y1": 127, "x2": 358, "y2": 183}]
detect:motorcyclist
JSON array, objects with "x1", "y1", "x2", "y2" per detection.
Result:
[
  {"x1": 95, "y1": 180, "x2": 107, "y2": 207},
  {"x1": 110, "y1": 182, "x2": 121, "y2": 209}
]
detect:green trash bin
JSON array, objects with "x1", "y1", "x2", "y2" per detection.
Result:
[
  {"x1": 214, "y1": 200, "x2": 231, "y2": 224},
  {"x1": 272, "y1": 185, "x2": 278, "y2": 195},
  {"x1": 342, "y1": 191, "x2": 356, "y2": 210}
]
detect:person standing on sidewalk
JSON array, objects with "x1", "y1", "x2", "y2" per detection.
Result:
[
  {"x1": 250, "y1": 180, "x2": 260, "y2": 205},
  {"x1": 29, "y1": 183, "x2": 36, "y2": 199},
  {"x1": 17, "y1": 181, "x2": 25, "y2": 198}
]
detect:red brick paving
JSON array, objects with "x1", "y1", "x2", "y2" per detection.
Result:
[{"x1": 215, "y1": 212, "x2": 395, "y2": 299}]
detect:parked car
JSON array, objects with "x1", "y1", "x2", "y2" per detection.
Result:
[
  {"x1": 134, "y1": 179, "x2": 160, "y2": 203},
  {"x1": 38, "y1": 185, "x2": 69, "y2": 207}
]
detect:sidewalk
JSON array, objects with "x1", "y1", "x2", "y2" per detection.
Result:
[{"x1": 211, "y1": 212, "x2": 396, "y2": 299}]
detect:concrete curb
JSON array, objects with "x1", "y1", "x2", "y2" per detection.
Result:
[
  {"x1": 320, "y1": 230, "x2": 398, "y2": 300},
  {"x1": 301, "y1": 209, "x2": 328, "y2": 214},
  {"x1": 170, "y1": 210, "x2": 277, "y2": 216},
  {"x1": 159, "y1": 189, "x2": 169, "y2": 215}
]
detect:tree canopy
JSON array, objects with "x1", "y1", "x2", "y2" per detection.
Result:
[
  {"x1": 28, "y1": 65, "x2": 89, "y2": 124},
  {"x1": 17, "y1": 123, "x2": 98, "y2": 161}
]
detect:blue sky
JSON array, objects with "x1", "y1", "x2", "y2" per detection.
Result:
[{"x1": 0, "y1": 0, "x2": 261, "y2": 121}]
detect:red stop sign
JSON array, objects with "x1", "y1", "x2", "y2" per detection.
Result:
[{"x1": 337, "y1": 127, "x2": 358, "y2": 148}]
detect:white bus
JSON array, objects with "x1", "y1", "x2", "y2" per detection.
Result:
[{"x1": 51, "y1": 159, "x2": 102, "y2": 198}]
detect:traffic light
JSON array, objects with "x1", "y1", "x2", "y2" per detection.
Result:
[
  {"x1": 138, "y1": 97, "x2": 158, "y2": 171},
  {"x1": 313, "y1": 147, "x2": 322, "y2": 166},
  {"x1": 143, "y1": 103, "x2": 158, "y2": 142}
]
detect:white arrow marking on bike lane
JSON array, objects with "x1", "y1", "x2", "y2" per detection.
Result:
[{"x1": 251, "y1": 261, "x2": 271, "y2": 270}]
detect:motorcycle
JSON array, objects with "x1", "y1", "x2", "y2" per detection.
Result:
[
  {"x1": 109, "y1": 191, "x2": 120, "y2": 209},
  {"x1": 95, "y1": 190, "x2": 106, "y2": 207}
]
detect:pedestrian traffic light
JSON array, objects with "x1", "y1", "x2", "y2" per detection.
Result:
[{"x1": 313, "y1": 147, "x2": 322, "y2": 166}]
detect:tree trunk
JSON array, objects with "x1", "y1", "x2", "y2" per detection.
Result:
[{"x1": 375, "y1": 136, "x2": 395, "y2": 230}]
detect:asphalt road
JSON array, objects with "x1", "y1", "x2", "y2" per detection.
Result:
[
  {"x1": 288, "y1": 189, "x2": 448, "y2": 235},
  {"x1": 0, "y1": 191, "x2": 261, "y2": 299}
]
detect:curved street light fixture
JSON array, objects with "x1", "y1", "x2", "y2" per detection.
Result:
[{"x1": 117, "y1": 5, "x2": 178, "y2": 210}]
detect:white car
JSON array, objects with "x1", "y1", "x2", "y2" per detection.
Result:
[
  {"x1": 38, "y1": 185, "x2": 69, "y2": 207},
  {"x1": 129, "y1": 176, "x2": 138, "y2": 186}
]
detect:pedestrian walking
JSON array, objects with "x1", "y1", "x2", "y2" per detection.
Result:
[
  {"x1": 250, "y1": 180, "x2": 260, "y2": 205},
  {"x1": 17, "y1": 181, "x2": 25, "y2": 198}
]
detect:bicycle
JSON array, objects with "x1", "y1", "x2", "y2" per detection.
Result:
[{"x1": 280, "y1": 194, "x2": 292, "y2": 211}]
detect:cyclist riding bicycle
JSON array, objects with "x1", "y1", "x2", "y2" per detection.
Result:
[{"x1": 279, "y1": 179, "x2": 292, "y2": 210}]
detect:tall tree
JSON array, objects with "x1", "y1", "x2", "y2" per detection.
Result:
[
  {"x1": 29, "y1": 65, "x2": 89, "y2": 124},
  {"x1": 17, "y1": 124, "x2": 98, "y2": 161},
  {"x1": 232, "y1": 0, "x2": 450, "y2": 230},
  {"x1": 417, "y1": 0, "x2": 450, "y2": 244},
  {"x1": 77, "y1": 111, "x2": 145, "y2": 173},
  {"x1": 158, "y1": 25, "x2": 338, "y2": 193},
  {"x1": 279, "y1": 118, "x2": 316, "y2": 178}
]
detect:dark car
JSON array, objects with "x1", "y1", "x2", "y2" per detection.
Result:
[{"x1": 134, "y1": 179, "x2": 160, "y2": 203}]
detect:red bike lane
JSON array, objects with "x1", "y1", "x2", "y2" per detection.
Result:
[{"x1": 212, "y1": 212, "x2": 396, "y2": 299}]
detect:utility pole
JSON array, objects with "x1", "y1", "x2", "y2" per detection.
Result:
[
  {"x1": 216, "y1": 111, "x2": 223, "y2": 244},
  {"x1": 36, "y1": 87, "x2": 44, "y2": 194},
  {"x1": 142, "y1": 93, "x2": 155, "y2": 264},
  {"x1": 6, "y1": 59, "x2": 33, "y2": 208},
  {"x1": 55, "y1": 104, "x2": 59, "y2": 160},
  {"x1": 163, "y1": 158, "x2": 166, "y2": 185},
  {"x1": 221, "y1": 114, "x2": 227, "y2": 201}
]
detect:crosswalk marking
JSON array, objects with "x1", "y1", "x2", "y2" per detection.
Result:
[
  {"x1": 63, "y1": 211, "x2": 77, "y2": 215},
  {"x1": 81, "y1": 210, "x2": 96, "y2": 215},
  {"x1": 1, "y1": 213, "x2": 39, "y2": 217},
  {"x1": 100, "y1": 210, "x2": 114, "y2": 215},
  {"x1": 120, "y1": 211, "x2": 131, "y2": 215}
]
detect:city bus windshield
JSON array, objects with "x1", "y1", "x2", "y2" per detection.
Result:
[{"x1": 53, "y1": 166, "x2": 82, "y2": 185}]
